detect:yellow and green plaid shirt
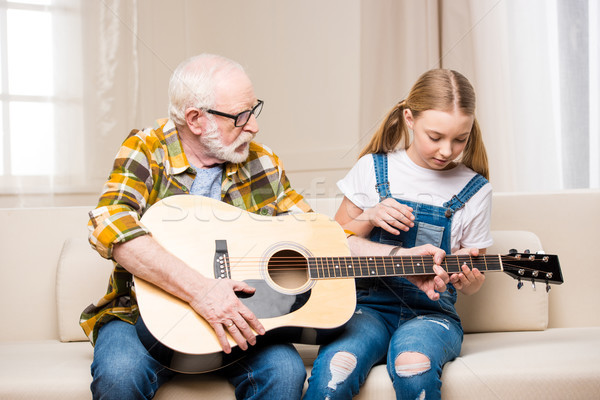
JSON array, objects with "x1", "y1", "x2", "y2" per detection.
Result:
[{"x1": 80, "y1": 118, "x2": 311, "y2": 345}]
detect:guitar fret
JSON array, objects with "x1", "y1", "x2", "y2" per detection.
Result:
[
  {"x1": 365, "y1": 257, "x2": 372, "y2": 277},
  {"x1": 399, "y1": 256, "x2": 406, "y2": 275},
  {"x1": 378, "y1": 256, "x2": 386, "y2": 276},
  {"x1": 373, "y1": 256, "x2": 381, "y2": 276},
  {"x1": 334, "y1": 256, "x2": 341, "y2": 278},
  {"x1": 308, "y1": 258, "x2": 316, "y2": 279},
  {"x1": 406, "y1": 255, "x2": 412, "y2": 275},
  {"x1": 384, "y1": 256, "x2": 394, "y2": 276},
  {"x1": 416, "y1": 256, "x2": 425, "y2": 274},
  {"x1": 339, "y1": 257, "x2": 347, "y2": 278},
  {"x1": 323, "y1": 257, "x2": 330, "y2": 277}
]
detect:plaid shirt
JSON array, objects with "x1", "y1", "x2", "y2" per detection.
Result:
[{"x1": 80, "y1": 118, "x2": 311, "y2": 345}]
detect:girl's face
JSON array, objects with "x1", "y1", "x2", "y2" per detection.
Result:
[{"x1": 404, "y1": 108, "x2": 474, "y2": 171}]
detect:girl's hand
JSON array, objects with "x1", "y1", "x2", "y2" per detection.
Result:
[
  {"x1": 450, "y1": 248, "x2": 486, "y2": 296},
  {"x1": 360, "y1": 198, "x2": 415, "y2": 235}
]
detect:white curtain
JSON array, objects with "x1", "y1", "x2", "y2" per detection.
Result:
[
  {"x1": 440, "y1": 0, "x2": 599, "y2": 191},
  {"x1": 0, "y1": 0, "x2": 138, "y2": 202}
]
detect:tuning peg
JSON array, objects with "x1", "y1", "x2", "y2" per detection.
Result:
[
  {"x1": 531, "y1": 278, "x2": 536, "y2": 291},
  {"x1": 517, "y1": 278, "x2": 523, "y2": 290},
  {"x1": 523, "y1": 249, "x2": 531, "y2": 254},
  {"x1": 536, "y1": 251, "x2": 546, "y2": 255},
  {"x1": 546, "y1": 280, "x2": 551, "y2": 293},
  {"x1": 509, "y1": 248, "x2": 518, "y2": 255}
]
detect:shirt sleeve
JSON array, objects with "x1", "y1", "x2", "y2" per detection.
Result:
[
  {"x1": 336, "y1": 155, "x2": 379, "y2": 210},
  {"x1": 272, "y1": 152, "x2": 313, "y2": 214},
  {"x1": 87, "y1": 133, "x2": 154, "y2": 259},
  {"x1": 459, "y1": 183, "x2": 494, "y2": 250}
]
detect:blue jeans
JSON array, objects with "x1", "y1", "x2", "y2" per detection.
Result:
[
  {"x1": 304, "y1": 278, "x2": 463, "y2": 400},
  {"x1": 91, "y1": 319, "x2": 306, "y2": 400}
]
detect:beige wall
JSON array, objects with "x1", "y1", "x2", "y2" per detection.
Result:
[
  {"x1": 0, "y1": 0, "x2": 439, "y2": 208},
  {"x1": 135, "y1": 0, "x2": 364, "y2": 201}
]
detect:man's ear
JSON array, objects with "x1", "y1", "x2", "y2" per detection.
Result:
[
  {"x1": 403, "y1": 108, "x2": 414, "y2": 130},
  {"x1": 184, "y1": 107, "x2": 205, "y2": 135}
]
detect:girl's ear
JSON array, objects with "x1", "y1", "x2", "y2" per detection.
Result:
[{"x1": 403, "y1": 108, "x2": 415, "y2": 130}]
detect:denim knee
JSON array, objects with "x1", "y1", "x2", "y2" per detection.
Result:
[
  {"x1": 224, "y1": 343, "x2": 305, "y2": 400},
  {"x1": 389, "y1": 360, "x2": 442, "y2": 400},
  {"x1": 90, "y1": 320, "x2": 174, "y2": 400}
]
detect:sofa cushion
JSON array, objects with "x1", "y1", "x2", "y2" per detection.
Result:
[
  {"x1": 56, "y1": 237, "x2": 114, "y2": 342},
  {"x1": 441, "y1": 327, "x2": 600, "y2": 399},
  {"x1": 456, "y1": 230, "x2": 549, "y2": 333},
  {"x1": 0, "y1": 341, "x2": 93, "y2": 399}
]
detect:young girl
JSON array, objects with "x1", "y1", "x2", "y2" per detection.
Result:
[{"x1": 304, "y1": 69, "x2": 492, "y2": 400}]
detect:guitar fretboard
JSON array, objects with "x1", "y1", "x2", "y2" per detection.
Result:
[{"x1": 307, "y1": 255, "x2": 503, "y2": 279}]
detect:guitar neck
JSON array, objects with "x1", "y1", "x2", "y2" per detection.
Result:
[{"x1": 308, "y1": 254, "x2": 503, "y2": 279}]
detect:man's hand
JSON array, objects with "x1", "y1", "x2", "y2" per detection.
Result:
[
  {"x1": 189, "y1": 277, "x2": 266, "y2": 354},
  {"x1": 113, "y1": 235, "x2": 266, "y2": 354},
  {"x1": 397, "y1": 244, "x2": 449, "y2": 301}
]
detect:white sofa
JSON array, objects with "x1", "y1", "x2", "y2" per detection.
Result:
[{"x1": 1, "y1": 190, "x2": 599, "y2": 399}]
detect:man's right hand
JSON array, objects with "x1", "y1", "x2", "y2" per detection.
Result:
[
  {"x1": 189, "y1": 277, "x2": 266, "y2": 354},
  {"x1": 113, "y1": 235, "x2": 266, "y2": 354}
]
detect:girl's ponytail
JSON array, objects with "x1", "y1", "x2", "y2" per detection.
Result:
[
  {"x1": 461, "y1": 119, "x2": 489, "y2": 180},
  {"x1": 359, "y1": 102, "x2": 410, "y2": 158}
]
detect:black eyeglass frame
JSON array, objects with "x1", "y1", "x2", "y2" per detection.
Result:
[{"x1": 205, "y1": 100, "x2": 264, "y2": 127}]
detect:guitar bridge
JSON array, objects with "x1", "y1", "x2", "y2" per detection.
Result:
[{"x1": 214, "y1": 240, "x2": 230, "y2": 279}]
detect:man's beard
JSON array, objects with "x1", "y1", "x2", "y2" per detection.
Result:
[{"x1": 201, "y1": 120, "x2": 254, "y2": 164}]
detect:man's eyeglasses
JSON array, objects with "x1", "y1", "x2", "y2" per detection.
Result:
[{"x1": 206, "y1": 100, "x2": 264, "y2": 127}]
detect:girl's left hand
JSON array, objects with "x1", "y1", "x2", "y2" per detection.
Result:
[{"x1": 450, "y1": 248, "x2": 486, "y2": 296}]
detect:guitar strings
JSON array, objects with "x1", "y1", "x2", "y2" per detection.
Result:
[
  {"x1": 222, "y1": 256, "x2": 505, "y2": 274},
  {"x1": 219, "y1": 256, "x2": 544, "y2": 276}
]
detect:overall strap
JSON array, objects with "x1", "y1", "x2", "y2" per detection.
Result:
[
  {"x1": 443, "y1": 174, "x2": 488, "y2": 218},
  {"x1": 372, "y1": 153, "x2": 392, "y2": 200}
]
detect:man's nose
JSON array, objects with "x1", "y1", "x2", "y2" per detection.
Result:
[{"x1": 243, "y1": 113, "x2": 259, "y2": 133}]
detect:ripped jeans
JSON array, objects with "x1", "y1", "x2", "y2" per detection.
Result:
[{"x1": 304, "y1": 277, "x2": 463, "y2": 400}]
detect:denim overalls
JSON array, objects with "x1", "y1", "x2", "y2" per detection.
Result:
[
  {"x1": 367, "y1": 152, "x2": 489, "y2": 320},
  {"x1": 304, "y1": 153, "x2": 489, "y2": 400}
]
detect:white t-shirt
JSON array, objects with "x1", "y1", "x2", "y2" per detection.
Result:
[{"x1": 337, "y1": 149, "x2": 493, "y2": 253}]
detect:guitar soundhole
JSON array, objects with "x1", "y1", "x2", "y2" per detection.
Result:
[{"x1": 268, "y1": 249, "x2": 309, "y2": 290}]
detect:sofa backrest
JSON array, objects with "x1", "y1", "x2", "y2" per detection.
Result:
[
  {"x1": 57, "y1": 237, "x2": 114, "y2": 342},
  {"x1": 1, "y1": 190, "x2": 596, "y2": 343},
  {"x1": 0, "y1": 206, "x2": 90, "y2": 342},
  {"x1": 457, "y1": 230, "x2": 548, "y2": 333},
  {"x1": 491, "y1": 190, "x2": 600, "y2": 329}
]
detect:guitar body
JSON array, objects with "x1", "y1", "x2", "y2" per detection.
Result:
[{"x1": 135, "y1": 195, "x2": 356, "y2": 373}]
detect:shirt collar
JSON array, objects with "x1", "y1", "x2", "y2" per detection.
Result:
[{"x1": 158, "y1": 119, "x2": 194, "y2": 176}]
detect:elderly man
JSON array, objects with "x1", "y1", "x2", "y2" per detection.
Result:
[{"x1": 81, "y1": 54, "x2": 449, "y2": 400}]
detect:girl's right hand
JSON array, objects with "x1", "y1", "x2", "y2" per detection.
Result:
[{"x1": 361, "y1": 198, "x2": 415, "y2": 235}]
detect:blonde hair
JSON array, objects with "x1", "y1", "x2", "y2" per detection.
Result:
[{"x1": 360, "y1": 69, "x2": 489, "y2": 179}]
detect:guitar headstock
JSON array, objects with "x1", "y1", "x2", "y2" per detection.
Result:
[{"x1": 501, "y1": 250, "x2": 563, "y2": 291}]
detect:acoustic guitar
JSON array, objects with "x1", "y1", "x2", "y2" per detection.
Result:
[{"x1": 134, "y1": 195, "x2": 563, "y2": 373}]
